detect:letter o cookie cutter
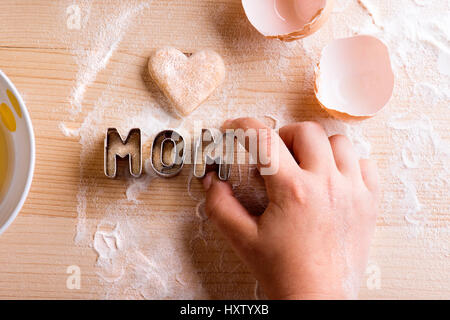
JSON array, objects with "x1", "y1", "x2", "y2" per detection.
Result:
[{"x1": 150, "y1": 129, "x2": 186, "y2": 178}]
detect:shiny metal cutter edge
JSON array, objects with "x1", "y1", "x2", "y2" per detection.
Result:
[
  {"x1": 150, "y1": 129, "x2": 186, "y2": 178},
  {"x1": 193, "y1": 129, "x2": 232, "y2": 181},
  {"x1": 104, "y1": 128, "x2": 142, "y2": 179}
]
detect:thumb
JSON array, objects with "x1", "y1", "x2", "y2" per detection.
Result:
[{"x1": 203, "y1": 172, "x2": 258, "y2": 248}]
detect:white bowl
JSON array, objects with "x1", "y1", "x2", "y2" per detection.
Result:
[{"x1": 0, "y1": 70, "x2": 35, "y2": 235}]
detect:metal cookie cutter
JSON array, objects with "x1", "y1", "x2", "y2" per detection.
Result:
[
  {"x1": 151, "y1": 130, "x2": 186, "y2": 178},
  {"x1": 193, "y1": 128, "x2": 232, "y2": 181},
  {"x1": 104, "y1": 128, "x2": 142, "y2": 178}
]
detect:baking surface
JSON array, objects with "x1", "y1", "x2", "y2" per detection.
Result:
[{"x1": 0, "y1": 0, "x2": 448, "y2": 299}]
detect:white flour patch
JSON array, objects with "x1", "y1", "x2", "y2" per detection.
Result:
[
  {"x1": 57, "y1": 0, "x2": 449, "y2": 299},
  {"x1": 356, "y1": 0, "x2": 384, "y2": 30},
  {"x1": 91, "y1": 208, "x2": 206, "y2": 299},
  {"x1": 319, "y1": 118, "x2": 372, "y2": 159},
  {"x1": 65, "y1": 1, "x2": 151, "y2": 116},
  {"x1": 59, "y1": 122, "x2": 80, "y2": 137},
  {"x1": 333, "y1": 0, "x2": 351, "y2": 13},
  {"x1": 437, "y1": 49, "x2": 450, "y2": 76},
  {"x1": 387, "y1": 112, "x2": 449, "y2": 241},
  {"x1": 126, "y1": 160, "x2": 159, "y2": 203}
]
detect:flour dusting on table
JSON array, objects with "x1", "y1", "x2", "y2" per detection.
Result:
[{"x1": 58, "y1": 0, "x2": 449, "y2": 299}]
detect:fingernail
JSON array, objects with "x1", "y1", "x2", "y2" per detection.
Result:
[{"x1": 202, "y1": 172, "x2": 213, "y2": 191}]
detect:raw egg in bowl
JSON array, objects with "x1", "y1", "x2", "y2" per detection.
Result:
[{"x1": 0, "y1": 70, "x2": 35, "y2": 235}]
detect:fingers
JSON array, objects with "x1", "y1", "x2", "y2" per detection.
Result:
[
  {"x1": 359, "y1": 159, "x2": 380, "y2": 195},
  {"x1": 222, "y1": 117, "x2": 299, "y2": 183},
  {"x1": 329, "y1": 135, "x2": 360, "y2": 178},
  {"x1": 279, "y1": 122, "x2": 336, "y2": 173},
  {"x1": 203, "y1": 172, "x2": 258, "y2": 248},
  {"x1": 329, "y1": 136, "x2": 380, "y2": 196}
]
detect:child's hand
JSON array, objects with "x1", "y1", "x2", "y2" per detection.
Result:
[{"x1": 202, "y1": 118, "x2": 380, "y2": 300}]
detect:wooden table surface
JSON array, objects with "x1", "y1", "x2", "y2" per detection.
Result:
[{"x1": 0, "y1": 0, "x2": 448, "y2": 299}]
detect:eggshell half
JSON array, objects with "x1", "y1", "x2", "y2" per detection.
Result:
[
  {"x1": 242, "y1": 0, "x2": 334, "y2": 41},
  {"x1": 314, "y1": 35, "x2": 394, "y2": 120}
]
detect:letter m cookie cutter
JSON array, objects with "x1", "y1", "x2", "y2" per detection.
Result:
[{"x1": 104, "y1": 128, "x2": 142, "y2": 178}]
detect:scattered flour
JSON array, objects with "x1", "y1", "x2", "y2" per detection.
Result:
[
  {"x1": 346, "y1": 0, "x2": 449, "y2": 239},
  {"x1": 438, "y1": 50, "x2": 450, "y2": 76},
  {"x1": 59, "y1": 122, "x2": 81, "y2": 138},
  {"x1": 57, "y1": 0, "x2": 449, "y2": 299},
  {"x1": 356, "y1": 0, "x2": 384, "y2": 30},
  {"x1": 67, "y1": 1, "x2": 151, "y2": 116},
  {"x1": 319, "y1": 118, "x2": 372, "y2": 159},
  {"x1": 125, "y1": 160, "x2": 158, "y2": 203}
]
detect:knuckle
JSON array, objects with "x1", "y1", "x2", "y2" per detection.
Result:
[
  {"x1": 234, "y1": 117, "x2": 256, "y2": 129},
  {"x1": 329, "y1": 134, "x2": 350, "y2": 145},
  {"x1": 286, "y1": 178, "x2": 307, "y2": 204},
  {"x1": 297, "y1": 121, "x2": 324, "y2": 133},
  {"x1": 356, "y1": 191, "x2": 379, "y2": 221}
]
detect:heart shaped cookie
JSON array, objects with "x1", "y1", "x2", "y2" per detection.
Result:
[{"x1": 148, "y1": 47, "x2": 226, "y2": 117}]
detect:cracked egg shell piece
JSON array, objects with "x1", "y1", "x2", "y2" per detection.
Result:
[
  {"x1": 314, "y1": 35, "x2": 394, "y2": 120},
  {"x1": 242, "y1": 0, "x2": 334, "y2": 42}
]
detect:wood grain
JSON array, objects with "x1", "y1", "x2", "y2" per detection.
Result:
[{"x1": 0, "y1": 0, "x2": 448, "y2": 299}]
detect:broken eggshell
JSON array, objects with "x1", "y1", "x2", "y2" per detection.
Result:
[
  {"x1": 242, "y1": 0, "x2": 334, "y2": 41},
  {"x1": 314, "y1": 35, "x2": 394, "y2": 120}
]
